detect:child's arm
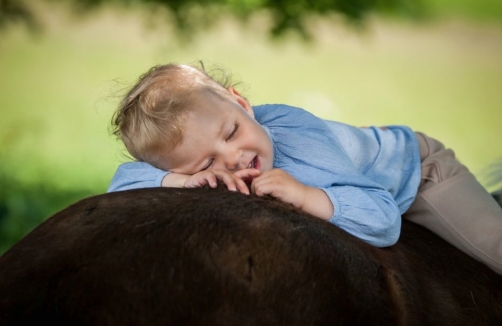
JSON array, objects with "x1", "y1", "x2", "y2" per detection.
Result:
[
  {"x1": 251, "y1": 169, "x2": 401, "y2": 248},
  {"x1": 108, "y1": 162, "x2": 168, "y2": 192},
  {"x1": 108, "y1": 161, "x2": 260, "y2": 194},
  {"x1": 250, "y1": 169, "x2": 333, "y2": 220}
]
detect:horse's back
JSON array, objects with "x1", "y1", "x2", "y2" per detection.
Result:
[{"x1": 0, "y1": 187, "x2": 501, "y2": 325}]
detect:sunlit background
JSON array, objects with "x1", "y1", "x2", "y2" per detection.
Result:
[{"x1": 1, "y1": 0, "x2": 501, "y2": 253}]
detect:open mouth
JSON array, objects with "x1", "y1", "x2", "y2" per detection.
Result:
[
  {"x1": 243, "y1": 156, "x2": 260, "y2": 185},
  {"x1": 247, "y1": 156, "x2": 258, "y2": 169}
]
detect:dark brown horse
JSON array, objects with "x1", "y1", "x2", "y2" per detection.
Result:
[{"x1": 0, "y1": 187, "x2": 501, "y2": 325}]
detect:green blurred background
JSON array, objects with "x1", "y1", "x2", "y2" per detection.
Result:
[{"x1": 1, "y1": 0, "x2": 501, "y2": 254}]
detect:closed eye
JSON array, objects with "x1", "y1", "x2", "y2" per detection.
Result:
[
  {"x1": 226, "y1": 123, "x2": 239, "y2": 142},
  {"x1": 200, "y1": 158, "x2": 214, "y2": 172}
]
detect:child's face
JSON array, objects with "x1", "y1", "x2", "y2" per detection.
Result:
[{"x1": 164, "y1": 87, "x2": 274, "y2": 175}]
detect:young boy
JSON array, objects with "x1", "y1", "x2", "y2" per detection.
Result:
[{"x1": 109, "y1": 62, "x2": 502, "y2": 274}]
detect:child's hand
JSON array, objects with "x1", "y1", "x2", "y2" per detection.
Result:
[
  {"x1": 250, "y1": 169, "x2": 308, "y2": 207},
  {"x1": 184, "y1": 169, "x2": 261, "y2": 195},
  {"x1": 250, "y1": 169, "x2": 334, "y2": 220}
]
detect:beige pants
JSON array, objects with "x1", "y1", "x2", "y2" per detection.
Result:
[{"x1": 404, "y1": 132, "x2": 502, "y2": 275}]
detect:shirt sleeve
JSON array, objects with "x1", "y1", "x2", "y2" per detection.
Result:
[
  {"x1": 293, "y1": 157, "x2": 402, "y2": 248},
  {"x1": 321, "y1": 185, "x2": 401, "y2": 248},
  {"x1": 107, "y1": 162, "x2": 169, "y2": 192},
  {"x1": 254, "y1": 104, "x2": 403, "y2": 248}
]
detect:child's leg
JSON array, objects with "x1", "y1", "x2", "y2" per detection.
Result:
[{"x1": 404, "y1": 132, "x2": 502, "y2": 274}]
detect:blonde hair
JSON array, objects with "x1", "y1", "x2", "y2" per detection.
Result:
[{"x1": 111, "y1": 62, "x2": 243, "y2": 169}]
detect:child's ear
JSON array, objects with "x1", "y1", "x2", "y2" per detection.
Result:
[{"x1": 227, "y1": 86, "x2": 254, "y2": 118}]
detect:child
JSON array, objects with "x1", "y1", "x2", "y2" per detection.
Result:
[{"x1": 108, "y1": 62, "x2": 502, "y2": 274}]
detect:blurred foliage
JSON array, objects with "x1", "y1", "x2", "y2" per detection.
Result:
[
  {"x1": 0, "y1": 0, "x2": 35, "y2": 29},
  {"x1": 1, "y1": 0, "x2": 425, "y2": 37},
  {"x1": 1, "y1": 0, "x2": 501, "y2": 255},
  {"x1": 422, "y1": 0, "x2": 502, "y2": 22},
  {"x1": 0, "y1": 169, "x2": 94, "y2": 254}
]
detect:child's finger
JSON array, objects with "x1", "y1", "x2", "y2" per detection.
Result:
[
  {"x1": 215, "y1": 172, "x2": 238, "y2": 192},
  {"x1": 233, "y1": 177, "x2": 250, "y2": 195},
  {"x1": 234, "y1": 168, "x2": 260, "y2": 178},
  {"x1": 219, "y1": 172, "x2": 250, "y2": 195},
  {"x1": 203, "y1": 172, "x2": 218, "y2": 188},
  {"x1": 234, "y1": 169, "x2": 261, "y2": 185},
  {"x1": 250, "y1": 176, "x2": 276, "y2": 197}
]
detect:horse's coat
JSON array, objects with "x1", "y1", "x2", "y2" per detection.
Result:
[{"x1": 0, "y1": 187, "x2": 501, "y2": 325}]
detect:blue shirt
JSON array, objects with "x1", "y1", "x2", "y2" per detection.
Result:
[{"x1": 108, "y1": 104, "x2": 421, "y2": 247}]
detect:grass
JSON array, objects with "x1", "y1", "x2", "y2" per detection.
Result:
[
  {"x1": 422, "y1": 0, "x2": 502, "y2": 22},
  {"x1": 0, "y1": 1, "x2": 502, "y2": 253}
]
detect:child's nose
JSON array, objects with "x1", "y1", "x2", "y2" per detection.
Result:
[{"x1": 224, "y1": 150, "x2": 241, "y2": 171}]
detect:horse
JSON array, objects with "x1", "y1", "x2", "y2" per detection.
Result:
[{"x1": 0, "y1": 186, "x2": 501, "y2": 325}]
